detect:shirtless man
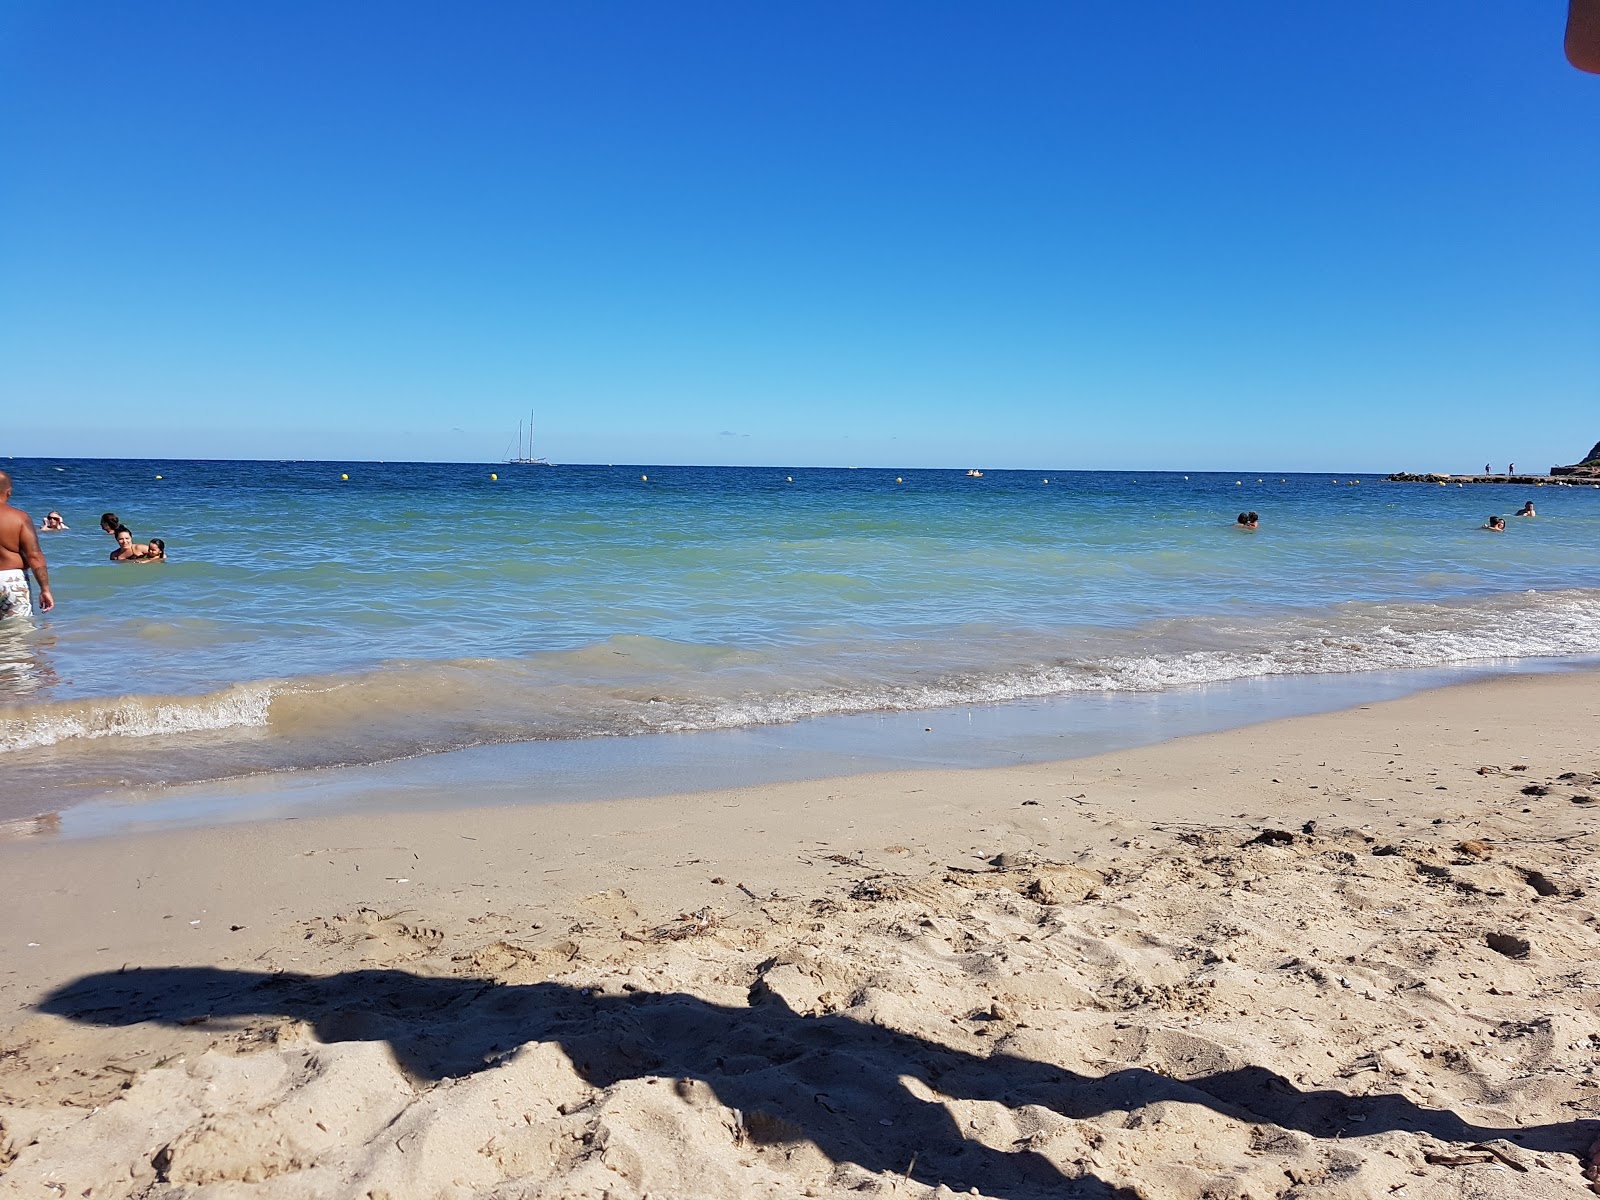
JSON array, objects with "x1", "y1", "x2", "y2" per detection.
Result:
[{"x1": 0, "y1": 471, "x2": 55, "y2": 617}]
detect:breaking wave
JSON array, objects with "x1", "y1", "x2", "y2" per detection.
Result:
[{"x1": 5, "y1": 589, "x2": 1599, "y2": 782}]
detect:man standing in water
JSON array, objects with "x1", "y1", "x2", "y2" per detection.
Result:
[{"x1": 0, "y1": 471, "x2": 55, "y2": 617}]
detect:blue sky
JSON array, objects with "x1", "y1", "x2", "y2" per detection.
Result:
[{"x1": 2, "y1": 2, "x2": 1595, "y2": 470}]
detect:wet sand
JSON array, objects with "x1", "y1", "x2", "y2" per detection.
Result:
[{"x1": 2, "y1": 669, "x2": 1599, "y2": 1197}]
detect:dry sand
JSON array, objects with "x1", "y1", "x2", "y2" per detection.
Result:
[{"x1": 2, "y1": 669, "x2": 1599, "y2": 1198}]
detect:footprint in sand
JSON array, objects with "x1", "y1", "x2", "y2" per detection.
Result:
[{"x1": 333, "y1": 908, "x2": 446, "y2": 965}]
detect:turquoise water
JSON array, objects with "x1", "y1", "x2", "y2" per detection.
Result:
[{"x1": 4, "y1": 458, "x2": 1600, "y2": 816}]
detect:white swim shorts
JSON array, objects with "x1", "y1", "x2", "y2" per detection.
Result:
[{"x1": 0, "y1": 569, "x2": 32, "y2": 620}]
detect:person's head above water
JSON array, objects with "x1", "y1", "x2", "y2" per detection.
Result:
[
  {"x1": 1236, "y1": 511, "x2": 1259, "y2": 529},
  {"x1": 1484, "y1": 515, "x2": 1506, "y2": 531},
  {"x1": 147, "y1": 538, "x2": 165, "y2": 559},
  {"x1": 100, "y1": 512, "x2": 120, "y2": 534},
  {"x1": 115, "y1": 527, "x2": 135, "y2": 550}
]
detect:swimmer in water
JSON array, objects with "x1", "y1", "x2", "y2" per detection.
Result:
[
  {"x1": 40, "y1": 512, "x2": 68, "y2": 531},
  {"x1": 1482, "y1": 515, "x2": 1506, "y2": 532},
  {"x1": 100, "y1": 512, "x2": 120, "y2": 538},
  {"x1": 140, "y1": 538, "x2": 166, "y2": 562},
  {"x1": 1516, "y1": 502, "x2": 1536, "y2": 517},
  {"x1": 1235, "y1": 511, "x2": 1259, "y2": 530},
  {"x1": 109, "y1": 526, "x2": 149, "y2": 561}
]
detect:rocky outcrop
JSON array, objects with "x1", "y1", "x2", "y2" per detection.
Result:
[{"x1": 1551, "y1": 440, "x2": 1600, "y2": 476}]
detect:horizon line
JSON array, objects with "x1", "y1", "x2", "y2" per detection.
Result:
[{"x1": 5, "y1": 455, "x2": 1409, "y2": 475}]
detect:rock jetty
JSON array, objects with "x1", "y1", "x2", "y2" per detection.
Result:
[
  {"x1": 1387, "y1": 438, "x2": 1600, "y2": 485},
  {"x1": 1385, "y1": 471, "x2": 1568, "y2": 485}
]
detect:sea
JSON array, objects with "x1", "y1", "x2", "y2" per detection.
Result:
[{"x1": 4, "y1": 458, "x2": 1599, "y2": 832}]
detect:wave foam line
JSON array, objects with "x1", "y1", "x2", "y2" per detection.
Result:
[
  {"x1": 4, "y1": 590, "x2": 1600, "y2": 756},
  {"x1": 647, "y1": 593, "x2": 1600, "y2": 731},
  {"x1": 0, "y1": 684, "x2": 275, "y2": 753}
]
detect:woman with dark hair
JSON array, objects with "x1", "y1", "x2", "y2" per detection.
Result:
[
  {"x1": 1235, "y1": 511, "x2": 1259, "y2": 530},
  {"x1": 109, "y1": 526, "x2": 148, "y2": 561}
]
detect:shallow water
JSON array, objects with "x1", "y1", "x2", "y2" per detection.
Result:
[{"x1": 3, "y1": 458, "x2": 1598, "y2": 817}]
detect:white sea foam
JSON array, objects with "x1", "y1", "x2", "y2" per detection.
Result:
[
  {"x1": 4, "y1": 590, "x2": 1599, "y2": 764},
  {"x1": 0, "y1": 683, "x2": 275, "y2": 753},
  {"x1": 643, "y1": 590, "x2": 1600, "y2": 732}
]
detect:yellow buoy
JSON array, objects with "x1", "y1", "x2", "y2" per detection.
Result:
[
  {"x1": 341, "y1": 473, "x2": 349, "y2": 481},
  {"x1": 896, "y1": 477, "x2": 902, "y2": 483},
  {"x1": 1236, "y1": 480, "x2": 1242, "y2": 485},
  {"x1": 641, "y1": 474, "x2": 648, "y2": 481},
  {"x1": 154, "y1": 474, "x2": 162, "y2": 480},
  {"x1": 490, "y1": 473, "x2": 498, "y2": 481}
]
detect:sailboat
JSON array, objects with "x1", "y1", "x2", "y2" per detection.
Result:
[{"x1": 506, "y1": 409, "x2": 552, "y2": 466}]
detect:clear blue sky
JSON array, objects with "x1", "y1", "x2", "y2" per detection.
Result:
[{"x1": 2, "y1": 2, "x2": 1595, "y2": 470}]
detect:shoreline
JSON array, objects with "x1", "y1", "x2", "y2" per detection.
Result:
[
  {"x1": 3, "y1": 668, "x2": 1600, "y2": 1196},
  {"x1": 14, "y1": 654, "x2": 1599, "y2": 839}
]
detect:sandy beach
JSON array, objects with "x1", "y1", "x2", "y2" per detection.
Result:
[{"x1": 3, "y1": 668, "x2": 1599, "y2": 1198}]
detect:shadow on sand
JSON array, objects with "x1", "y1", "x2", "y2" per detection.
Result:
[{"x1": 40, "y1": 965, "x2": 1594, "y2": 1199}]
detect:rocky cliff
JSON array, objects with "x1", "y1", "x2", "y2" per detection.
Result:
[{"x1": 1550, "y1": 440, "x2": 1600, "y2": 476}]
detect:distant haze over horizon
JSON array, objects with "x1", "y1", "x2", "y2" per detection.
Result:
[
  {"x1": 1, "y1": 454, "x2": 1554, "y2": 477},
  {"x1": 2, "y1": 3, "x2": 1594, "y2": 473},
  {"x1": 3, "y1": 430, "x2": 1595, "y2": 476},
  {"x1": 4, "y1": 428, "x2": 1594, "y2": 476}
]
